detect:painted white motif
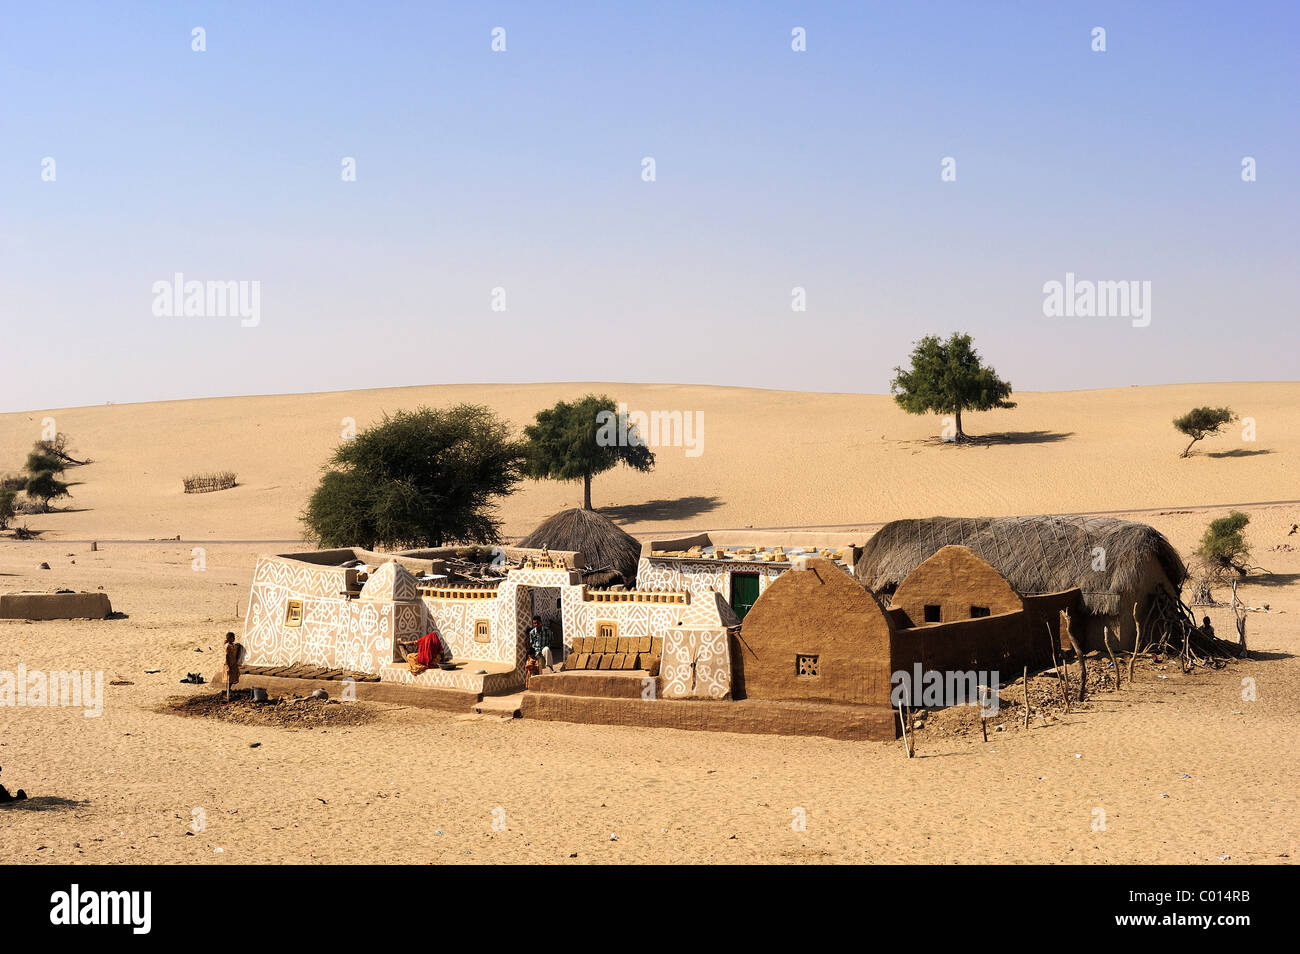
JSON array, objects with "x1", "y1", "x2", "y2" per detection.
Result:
[{"x1": 660, "y1": 629, "x2": 732, "y2": 699}]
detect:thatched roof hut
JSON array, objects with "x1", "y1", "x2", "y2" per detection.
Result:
[
  {"x1": 854, "y1": 515, "x2": 1186, "y2": 648},
  {"x1": 519, "y1": 508, "x2": 642, "y2": 588}
]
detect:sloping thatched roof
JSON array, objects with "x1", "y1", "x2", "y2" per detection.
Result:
[
  {"x1": 854, "y1": 515, "x2": 1186, "y2": 616},
  {"x1": 519, "y1": 508, "x2": 642, "y2": 588}
]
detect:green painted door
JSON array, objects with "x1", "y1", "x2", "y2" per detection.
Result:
[{"x1": 730, "y1": 573, "x2": 761, "y2": 620}]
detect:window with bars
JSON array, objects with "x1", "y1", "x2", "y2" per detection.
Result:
[
  {"x1": 796, "y1": 654, "x2": 819, "y2": 677},
  {"x1": 285, "y1": 600, "x2": 303, "y2": 627},
  {"x1": 474, "y1": 619, "x2": 490, "y2": 642}
]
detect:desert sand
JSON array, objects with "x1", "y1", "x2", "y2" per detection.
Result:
[
  {"x1": 0, "y1": 382, "x2": 1296, "y2": 864},
  {"x1": 0, "y1": 381, "x2": 1295, "y2": 541}
]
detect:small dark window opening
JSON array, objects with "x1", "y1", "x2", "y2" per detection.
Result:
[
  {"x1": 796, "y1": 654, "x2": 819, "y2": 677},
  {"x1": 970, "y1": 605, "x2": 991, "y2": 618},
  {"x1": 923, "y1": 605, "x2": 942, "y2": 623}
]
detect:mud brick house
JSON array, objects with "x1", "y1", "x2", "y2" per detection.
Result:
[{"x1": 856, "y1": 516, "x2": 1185, "y2": 650}]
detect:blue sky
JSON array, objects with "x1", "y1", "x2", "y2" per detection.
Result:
[{"x1": 2, "y1": 1, "x2": 1296, "y2": 411}]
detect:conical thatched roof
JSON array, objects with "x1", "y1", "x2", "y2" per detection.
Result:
[
  {"x1": 519, "y1": 508, "x2": 642, "y2": 588},
  {"x1": 854, "y1": 515, "x2": 1186, "y2": 616}
]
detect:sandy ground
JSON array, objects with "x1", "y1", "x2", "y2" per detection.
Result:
[{"x1": 0, "y1": 383, "x2": 1297, "y2": 864}]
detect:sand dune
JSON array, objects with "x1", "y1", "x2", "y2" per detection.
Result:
[{"x1": 0, "y1": 381, "x2": 1295, "y2": 542}]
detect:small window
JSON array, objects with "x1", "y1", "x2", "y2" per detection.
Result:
[
  {"x1": 923, "y1": 605, "x2": 941, "y2": 623},
  {"x1": 474, "y1": 619, "x2": 490, "y2": 643},
  {"x1": 796, "y1": 654, "x2": 819, "y2": 677},
  {"x1": 597, "y1": 621, "x2": 618, "y2": 641},
  {"x1": 970, "y1": 605, "x2": 990, "y2": 618},
  {"x1": 285, "y1": 600, "x2": 303, "y2": 627}
]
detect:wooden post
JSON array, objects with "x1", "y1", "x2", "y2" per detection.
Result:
[
  {"x1": 1047, "y1": 621, "x2": 1070, "y2": 713},
  {"x1": 1104, "y1": 627, "x2": 1121, "y2": 690},
  {"x1": 1232, "y1": 581, "x2": 1248, "y2": 658},
  {"x1": 1128, "y1": 605, "x2": 1142, "y2": 685},
  {"x1": 978, "y1": 685, "x2": 989, "y2": 742},
  {"x1": 897, "y1": 697, "x2": 913, "y2": 758},
  {"x1": 1022, "y1": 666, "x2": 1030, "y2": 729},
  {"x1": 1063, "y1": 610, "x2": 1086, "y2": 702}
]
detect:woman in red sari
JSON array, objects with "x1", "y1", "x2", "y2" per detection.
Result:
[{"x1": 405, "y1": 630, "x2": 447, "y2": 674}]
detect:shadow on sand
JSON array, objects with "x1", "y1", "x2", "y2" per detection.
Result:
[
  {"x1": 600, "y1": 496, "x2": 723, "y2": 525},
  {"x1": 969, "y1": 430, "x2": 1075, "y2": 446},
  {"x1": 905, "y1": 431, "x2": 1074, "y2": 448},
  {"x1": 1207, "y1": 448, "x2": 1273, "y2": 459},
  {"x1": 0, "y1": 795, "x2": 89, "y2": 813},
  {"x1": 1243, "y1": 571, "x2": 1300, "y2": 588}
]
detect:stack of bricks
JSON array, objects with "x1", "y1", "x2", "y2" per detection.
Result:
[{"x1": 564, "y1": 635, "x2": 662, "y2": 675}]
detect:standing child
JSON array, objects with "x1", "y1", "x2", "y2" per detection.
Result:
[{"x1": 222, "y1": 631, "x2": 245, "y2": 701}]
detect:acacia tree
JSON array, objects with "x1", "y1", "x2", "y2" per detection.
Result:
[
  {"x1": 25, "y1": 447, "x2": 65, "y2": 475},
  {"x1": 1173, "y1": 406, "x2": 1236, "y2": 458},
  {"x1": 890, "y1": 333, "x2": 1016, "y2": 441},
  {"x1": 25, "y1": 471, "x2": 70, "y2": 512},
  {"x1": 37, "y1": 431, "x2": 89, "y2": 466},
  {"x1": 1196, "y1": 511, "x2": 1252, "y2": 578},
  {"x1": 523, "y1": 394, "x2": 655, "y2": 510},
  {"x1": 301, "y1": 404, "x2": 524, "y2": 549}
]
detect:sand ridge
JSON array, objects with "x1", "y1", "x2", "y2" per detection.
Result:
[{"x1": 0, "y1": 381, "x2": 1295, "y2": 541}]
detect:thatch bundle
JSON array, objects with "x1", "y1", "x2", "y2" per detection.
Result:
[
  {"x1": 519, "y1": 508, "x2": 642, "y2": 588},
  {"x1": 854, "y1": 515, "x2": 1186, "y2": 616}
]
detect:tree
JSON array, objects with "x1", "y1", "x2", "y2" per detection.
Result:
[
  {"x1": 301, "y1": 404, "x2": 524, "y2": 550},
  {"x1": 890, "y1": 333, "x2": 1016, "y2": 441},
  {"x1": 26, "y1": 447, "x2": 65, "y2": 475},
  {"x1": 1196, "y1": 511, "x2": 1252, "y2": 578},
  {"x1": 0, "y1": 488, "x2": 15, "y2": 529},
  {"x1": 24, "y1": 471, "x2": 70, "y2": 513},
  {"x1": 1173, "y1": 406, "x2": 1236, "y2": 458},
  {"x1": 37, "y1": 431, "x2": 89, "y2": 466},
  {"x1": 522, "y1": 395, "x2": 655, "y2": 510}
]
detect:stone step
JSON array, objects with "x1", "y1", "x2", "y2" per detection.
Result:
[
  {"x1": 474, "y1": 692, "x2": 524, "y2": 718},
  {"x1": 379, "y1": 662, "x2": 523, "y2": 697}
]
